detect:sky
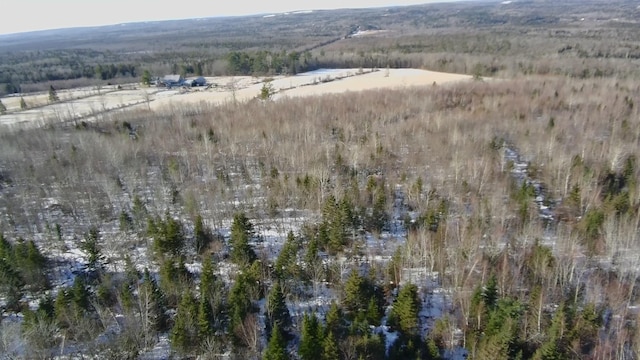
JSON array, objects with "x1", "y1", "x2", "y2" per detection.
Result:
[{"x1": 1, "y1": 0, "x2": 459, "y2": 35}]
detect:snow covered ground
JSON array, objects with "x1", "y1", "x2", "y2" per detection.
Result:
[{"x1": 0, "y1": 68, "x2": 473, "y2": 129}]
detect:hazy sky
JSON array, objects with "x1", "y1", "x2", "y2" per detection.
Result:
[{"x1": 1, "y1": 0, "x2": 456, "y2": 35}]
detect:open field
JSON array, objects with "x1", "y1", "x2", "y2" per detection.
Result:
[{"x1": 0, "y1": 68, "x2": 473, "y2": 127}]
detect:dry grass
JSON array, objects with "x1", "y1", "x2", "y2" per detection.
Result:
[{"x1": 2, "y1": 70, "x2": 640, "y2": 358}]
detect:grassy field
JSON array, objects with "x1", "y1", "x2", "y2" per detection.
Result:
[{"x1": 0, "y1": 68, "x2": 473, "y2": 127}]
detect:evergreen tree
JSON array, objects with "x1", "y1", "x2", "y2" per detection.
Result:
[
  {"x1": 322, "y1": 331, "x2": 340, "y2": 360},
  {"x1": 228, "y1": 271, "x2": 256, "y2": 336},
  {"x1": 159, "y1": 258, "x2": 192, "y2": 307},
  {"x1": 572, "y1": 303, "x2": 601, "y2": 355},
  {"x1": 194, "y1": 213, "x2": 211, "y2": 254},
  {"x1": 275, "y1": 231, "x2": 299, "y2": 280},
  {"x1": 132, "y1": 195, "x2": 148, "y2": 229},
  {"x1": 0, "y1": 99, "x2": 6, "y2": 114},
  {"x1": 485, "y1": 327, "x2": 517, "y2": 359},
  {"x1": 321, "y1": 195, "x2": 348, "y2": 254},
  {"x1": 53, "y1": 277, "x2": 97, "y2": 338},
  {"x1": 19, "y1": 97, "x2": 27, "y2": 110},
  {"x1": 119, "y1": 281, "x2": 135, "y2": 312},
  {"x1": 123, "y1": 255, "x2": 141, "y2": 287},
  {"x1": 482, "y1": 275, "x2": 499, "y2": 310},
  {"x1": 339, "y1": 196, "x2": 358, "y2": 230},
  {"x1": 48, "y1": 85, "x2": 59, "y2": 103},
  {"x1": 141, "y1": 70, "x2": 152, "y2": 86},
  {"x1": 0, "y1": 257, "x2": 23, "y2": 310},
  {"x1": 71, "y1": 276, "x2": 90, "y2": 312},
  {"x1": 534, "y1": 339, "x2": 563, "y2": 360},
  {"x1": 200, "y1": 256, "x2": 225, "y2": 322},
  {"x1": 230, "y1": 212, "x2": 257, "y2": 265},
  {"x1": 139, "y1": 269, "x2": 168, "y2": 334},
  {"x1": 426, "y1": 338, "x2": 442, "y2": 360},
  {"x1": 24, "y1": 239, "x2": 47, "y2": 268},
  {"x1": 81, "y1": 226, "x2": 104, "y2": 276},
  {"x1": 0, "y1": 234, "x2": 49, "y2": 308},
  {"x1": 366, "y1": 296, "x2": 382, "y2": 326},
  {"x1": 470, "y1": 275, "x2": 501, "y2": 334},
  {"x1": 149, "y1": 213, "x2": 185, "y2": 258},
  {"x1": 12, "y1": 237, "x2": 27, "y2": 262},
  {"x1": 300, "y1": 313, "x2": 323, "y2": 360},
  {"x1": 355, "y1": 333, "x2": 386, "y2": 360},
  {"x1": 389, "y1": 283, "x2": 421, "y2": 336},
  {"x1": 477, "y1": 299, "x2": 523, "y2": 360},
  {"x1": 365, "y1": 179, "x2": 389, "y2": 232},
  {"x1": 54, "y1": 288, "x2": 71, "y2": 328},
  {"x1": 264, "y1": 324, "x2": 289, "y2": 360},
  {"x1": 0, "y1": 232, "x2": 11, "y2": 259},
  {"x1": 305, "y1": 235, "x2": 320, "y2": 267},
  {"x1": 259, "y1": 81, "x2": 276, "y2": 101},
  {"x1": 525, "y1": 285, "x2": 544, "y2": 338},
  {"x1": 533, "y1": 303, "x2": 568, "y2": 360},
  {"x1": 343, "y1": 270, "x2": 368, "y2": 314},
  {"x1": 197, "y1": 296, "x2": 214, "y2": 339},
  {"x1": 266, "y1": 282, "x2": 291, "y2": 335},
  {"x1": 170, "y1": 291, "x2": 198, "y2": 354},
  {"x1": 325, "y1": 301, "x2": 345, "y2": 337},
  {"x1": 119, "y1": 210, "x2": 134, "y2": 232}
]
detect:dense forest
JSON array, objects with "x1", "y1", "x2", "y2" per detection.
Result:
[
  {"x1": 2, "y1": 0, "x2": 640, "y2": 94},
  {"x1": 2, "y1": 0, "x2": 640, "y2": 359}
]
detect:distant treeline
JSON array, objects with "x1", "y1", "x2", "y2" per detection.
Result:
[
  {"x1": 0, "y1": 49, "x2": 323, "y2": 96},
  {"x1": 226, "y1": 50, "x2": 317, "y2": 76},
  {"x1": 0, "y1": 50, "x2": 141, "y2": 94}
]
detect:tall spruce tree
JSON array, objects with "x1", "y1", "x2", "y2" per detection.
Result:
[
  {"x1": 264, "y1": 324, "x2": 289, "y2": 360},
  {"x1": 230, "y1": 212, "x2": 257, "y2": 265},
  {"x1": 389, "y1": 283, "x2": 421, "y2": 336},
  {"x1": 228, "y1": 271, "x2": 256, "y2": 337},
  {"x1": 322, "y1": 331, "x2": 339, "y2": 360},
  {"x1": 266, "y1": 282, "x2": 291, "y2": 335},
  {"x1": 197, "y1": 295, "x2": 214, "y2": 339},
  {"x1": 200, "y1": 256, "x2": 225, "y2": 325},
  {"x1": 321, "y1": 195, "x2": 355, "y2": 254},
  {"x1": 300, "y1": 313, "x2": 323, "y2": 360},
  {"x1": 325, "y1": 301, "x2": 345, "y2": 338},
  {"x1": 81, "y1": 226, "x2": 104, "y2": 277},
  {"x1": 194, "y1": 214, "x2": 211, "y2": 254},
  {"x1": 343, "y1": 270, "x2": 369, "y2": 314},
  {"x1": 71, "y1": 276, "x2": 90, "y2": 312},
  {"x1": 170, "y1": 291, "x2": 198, "y2": 354},
  {"x1": 149, "y1": 212, "x2": 185, "y2": 258},
  {"x1": 275, "y1": 231, "x2": 299, "y2": 280},
  {"x1": 533, "y1": 303, "x2": 568, "y2": 360},
  {"x1": 54, "y1": 288, "x2": 71, "y2": 328},
  {"x1": 0, "y1": 256, "x2": 23, "y2": 310},
  {"x1": 158, "y1": 258, "x2": 192, "y2": 307}
]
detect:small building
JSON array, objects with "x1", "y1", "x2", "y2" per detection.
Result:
[
  {"x1": 187, "y1": 76, "x2": 207, "y2": 87},
  {"x1": 159, "y1": 74, "x2": 184, "y2": 88}
]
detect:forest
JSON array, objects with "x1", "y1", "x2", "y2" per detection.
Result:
[
  {"x1": 3, "y1": 0, "x2": 640, "y2": 94},
  {"x1": 2, "y1": 0, "x2": 640, "y2": 359}
]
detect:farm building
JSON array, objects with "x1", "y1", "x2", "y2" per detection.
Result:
[
  {"x1": 159, "y1": 74, "x2": 184, "y2": 88},
  {"x1": 187, "y1": 76, "x2": 207, "y2": 87}
]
